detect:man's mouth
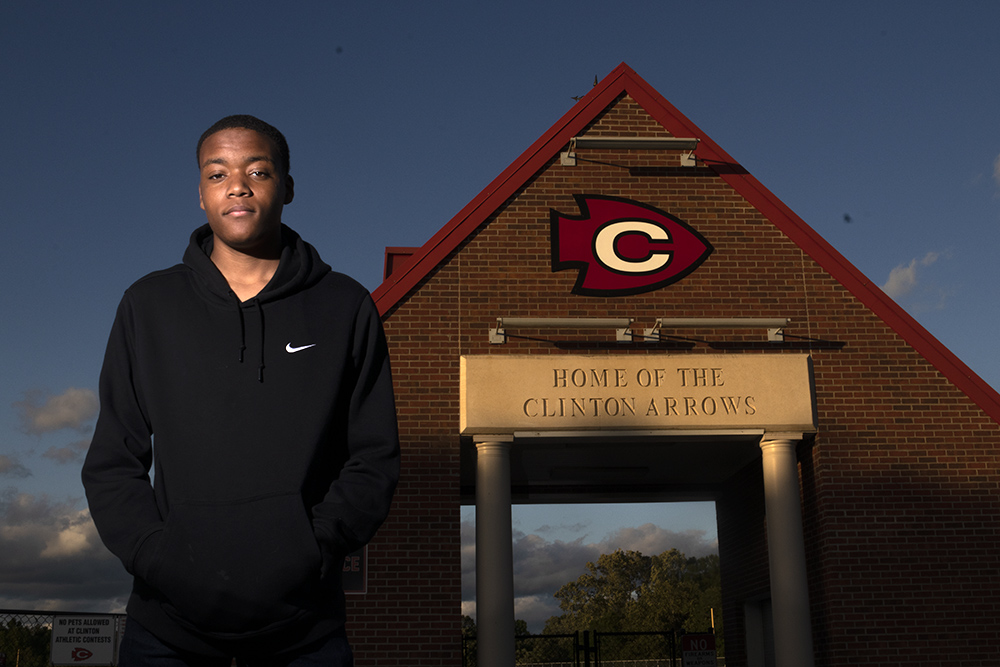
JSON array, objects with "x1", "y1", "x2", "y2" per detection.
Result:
[{"x1": 225, "y1": 205, "x2": 254, "y2": 216}]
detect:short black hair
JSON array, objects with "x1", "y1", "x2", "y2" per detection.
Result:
[{"x1": 196, "y1": 114, "x2": 290, "y2": 177}]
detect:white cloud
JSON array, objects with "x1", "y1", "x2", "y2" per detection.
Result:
[
  {"x1": 881, "y1": 252, "x2": 940, "y2": 300},
  {"x1": 603, "y1": 523, "x2": 718, "y2": 557},
  {"x1": 39, "y1": 508, "x2": 101, "y2": 559},
  {"x1": 0, "y1": 453, "x2": 32, "y2": 478},
  {"x1": 514, "y1": 595, "x2": 559, "y2": 627},
  {"x1": 15, "y1": 387, "x2": 98, "y2": 435},
  {"x1": 43, "y1": 438, "x2": 92, "y2": 465},
  {"x1": 0, "y1": 488, "x2": 130, "y2": 611},
  {"x1": 533, "y1": 522, "x2": 589, "y2": 536}
]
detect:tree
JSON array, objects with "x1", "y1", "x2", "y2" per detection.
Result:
[
  {"x1": 629, "y1": 550, "x2": 720, "y2": 634},
  {"x1": 465, "y1": 548, "x2": 724, "y2": 664},
  {"x1": 0, "y1": 619, "x2": 52, "y2": 667},
  {"x1": 540, "y1": 548, "x2": 724, "y2": 656},
  {"x1": 551, "y1": 549, "x2": 651, "y2": 632},
  {"x1": 461, "y1": 615, "x2": 477, "y2": 667},
  {"x1": 462, "y1": 614, "x2": 538, "y2": 666}
]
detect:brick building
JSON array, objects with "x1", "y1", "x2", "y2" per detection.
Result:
[{"x1": 344, "y1": 63, "x2": 1000, "y2": 666}]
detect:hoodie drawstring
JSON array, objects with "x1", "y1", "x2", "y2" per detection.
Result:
[
  {"x1": 253, "y1": 297, "x2": 265, "y2": 383},
  {"x1": 234, "y1": 293, "x2": 247, "y2": 364},
  {"x1": 233, "y1": 294, "x2": 265, "y2": 383}
]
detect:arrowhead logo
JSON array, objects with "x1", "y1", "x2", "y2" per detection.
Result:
[
  {"x1": 550, "y1": 195, "x2": 713, "y2": 296},
  {"x1": 72, "y1": 648, "x2": 93, "y2": 661}
]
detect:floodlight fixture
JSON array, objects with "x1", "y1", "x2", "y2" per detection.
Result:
[
  {"x1": 490, "y1": 317, "x2": 634, "y2": 344},
  {"x1": 645, "y1": 317, "x2": 791, "y2": 342},
  {"x1": 560, "y1": 136, "x2": 700, "y2": 167}
]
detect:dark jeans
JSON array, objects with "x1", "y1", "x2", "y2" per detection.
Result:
[{"x1": 119, "y1": 618, "x2": 354, "y2": 667}]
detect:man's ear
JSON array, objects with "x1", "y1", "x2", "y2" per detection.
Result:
[
  {"x1": 284, "y1": 175, "x2": 295, "y2": 205},
  {"x1": 199, "y1": 184, "x2": 205, "y2": 211}
]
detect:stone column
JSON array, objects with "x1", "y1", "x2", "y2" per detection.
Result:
[
  {"x1": 760, "y1": 435, "x2": 815, "y2": 667},
  {"x1": 475, "y1": 437, "x2": 515, "y2": 667}
]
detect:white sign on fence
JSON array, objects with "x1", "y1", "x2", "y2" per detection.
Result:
[{"x1": 50, "y1": 615, "x2": 116, "y2": 666}]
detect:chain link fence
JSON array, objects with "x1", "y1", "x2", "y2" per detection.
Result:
[
  {"x1": 462, "y1": 630, "x2": 722, "y2": 667},
  {"x1": 0, "y1": 610, "x2": 126, "y2": 667},
  {"x1": 595, "y1": 631, "x2": 676, "y2": 666}
]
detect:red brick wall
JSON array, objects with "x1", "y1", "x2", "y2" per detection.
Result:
[
  {"x1": 717, "y1": 457, "x2": 769, "y2": 663},
  {"x1": 348, "y1": 452, "x2": 462, "y2": 665},
  {"x1": 348, "y1": 94, "x2": 1000, "y2": 666}
]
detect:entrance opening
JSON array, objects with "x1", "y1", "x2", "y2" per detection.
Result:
[
  {"x1": 460, "y1": 430, "x2": 774, "y2": 664},
  {"x1": 461, "y1": 500, "x2": 720, "y2": 634}
]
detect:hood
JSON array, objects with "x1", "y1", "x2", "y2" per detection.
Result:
[
  {"x1": 182, "y1": 224, "x2": 331, "y2": 306},
  {"x1": 181, "y1": 224, "x2": 332, "y2": 382}
]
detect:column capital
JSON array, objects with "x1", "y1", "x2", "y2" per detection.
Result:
[
  {"x1": 759, "y1": 432, "x2": 804, "y2": 448},
  {"x1": 474, "y1": 434, "x2": 515, "y2": 445}
]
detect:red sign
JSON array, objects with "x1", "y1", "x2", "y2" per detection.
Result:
[
  {"x1": 551, "y1": 195, "x2": 713, "y2": 296},
  {"x1": 343, "y1": 545, "x2": 367, "y2": 594},
  {"x1": 681, "y1": 633, "x2": 717, "y2": 667}
]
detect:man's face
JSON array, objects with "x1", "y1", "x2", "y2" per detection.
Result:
[{"x1": 198, "y1": 128, "x2": 294, "y2": 255}]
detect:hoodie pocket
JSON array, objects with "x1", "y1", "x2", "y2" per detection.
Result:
[{"x1": 146, "y1": 493, "x2": 322, "y2": 635}]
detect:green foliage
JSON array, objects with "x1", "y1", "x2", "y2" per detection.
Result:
[
  {"x1": 0, "y1": 619, "x2": 52, "y2": 667},
  {"x1": 461, "y1": 615, "x2": 478, "y2": 667},
  {"x1": 541, "y1": 548, "x2": 722, "y2": 654},
  {"x1": 550, "y1": 549, "x2": 652, "y2": 632},
  {"x1": 463, "y1": 548, "x2": 723, "y2": 664},
  {"x1": 632, "y1": 550, "x2": 719, "y2": 635}
]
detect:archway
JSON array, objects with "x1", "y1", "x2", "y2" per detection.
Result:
[{"x1": 460, "y1": 354, "x2": 817, "y2": 667}]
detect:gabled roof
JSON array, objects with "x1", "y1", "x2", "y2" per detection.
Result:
[{"x1": 372, "y1": 62, "x2": 1000, "y2": 422}]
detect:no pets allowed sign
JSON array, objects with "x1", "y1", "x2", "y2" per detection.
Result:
[{"x1": 50, "y1": 615, "x2": 116, "y2": 665}]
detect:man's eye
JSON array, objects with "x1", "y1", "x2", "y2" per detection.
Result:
[
  {"x1": 251, "y1": 170, "x2": 270, "y2": 178},
  {"x1": 207, "y1": 173, "x2": 225, "y2": 180}
]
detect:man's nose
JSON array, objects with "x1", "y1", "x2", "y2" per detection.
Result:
[{"x1": 227, "y1": 174, "x2": 251, "y2": 196}]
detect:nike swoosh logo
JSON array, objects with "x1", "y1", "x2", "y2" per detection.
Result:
[{"x1": 285, "y1": 343, "x2": 317, "y2": 353}]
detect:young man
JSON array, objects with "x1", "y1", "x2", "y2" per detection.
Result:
[{"x1": 82, "y1": 115, "x2": 400, "y2": 666}]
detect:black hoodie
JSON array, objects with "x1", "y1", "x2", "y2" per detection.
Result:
[{"x1": 82, "y1": 224, "x2": 400, "y2": 656}]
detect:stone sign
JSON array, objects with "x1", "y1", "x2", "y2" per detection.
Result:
[{"x1": 460, "y1": 354, "x2": 815, "y2": 434}]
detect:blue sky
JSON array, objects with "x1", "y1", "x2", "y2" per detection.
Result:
[{"x1": 1, "y1": 1, "x2": 998, "y2": 630}]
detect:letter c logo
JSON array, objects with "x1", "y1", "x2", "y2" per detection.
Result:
[
  {"x1": 551, "y1": 195, "x2": 713, "y2": 296},
  {"x1": 593, "y1": 220, "x2": 672, "y2": 274}
]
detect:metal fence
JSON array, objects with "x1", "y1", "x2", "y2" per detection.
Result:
[
  {"x1": 462, "y1": 630, "x2": 722, "y2": 667},
  {"x1": 464, "y1": 632, "x2": 583, "y2": 667},
  {"x1": 0, "y1": 609, "x2": 126, "y2": 667},
  {"x1": 5, "y1": 611, "x2": 720, "y2": 667},
  {"x1": 595, "y1": 630, "x2": 676, "y2": 666}
]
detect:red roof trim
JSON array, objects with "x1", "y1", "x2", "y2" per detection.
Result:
[
  {"x1": 372, "y1": 63, "x2": 636, "y2": 312},
  {"x1": 383, "y1": 246, "x2": 420, "y2": 282},
  {"x1": 372, "y1": 63, "x2": 1000, "y2": 422}
]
